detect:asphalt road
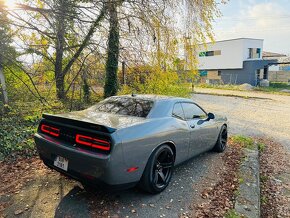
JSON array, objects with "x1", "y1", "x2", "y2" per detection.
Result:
[
  {"x1": 4, "y1": 90, "x2": 290, "y2": 218},
  {"x1": 3, "y1": 151, "x2": 223, "y2": 218}
]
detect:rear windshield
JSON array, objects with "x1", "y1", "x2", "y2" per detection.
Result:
[{"x1": 95, "y1": 97, "x2": 154, "y2": 117}]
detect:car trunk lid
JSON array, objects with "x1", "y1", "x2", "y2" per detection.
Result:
[{"x1": 38, "y1": 110, "x2": 146, "y2": 153}]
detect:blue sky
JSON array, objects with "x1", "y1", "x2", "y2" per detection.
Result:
[{"x1": 213, "y1": 0, "x2": 290, "y2": 54}]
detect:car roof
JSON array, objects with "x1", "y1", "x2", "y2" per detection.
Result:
[
  {"x1": 106, "y1": 94, "x2": 197, "y2": 118},
  {"x1": 117, "y1": 94, "x2": 191, "y2": 103}
]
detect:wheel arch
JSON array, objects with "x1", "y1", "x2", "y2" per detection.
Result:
[
  {"x1": 138, "y1": 141, "x2": 176, "y2": 181},
  {"x1": 138, "y1": 141, "x2": 176, "y2": 193},
  {"x1": 147, "y1": 141, "x2": 177, "y2": 163},
  {"x1": 217, "y1": 123, "x2": 228, "y2": 134},
  {"x1": 165, "y1": 141, "x2": 176, "y2": 161}
]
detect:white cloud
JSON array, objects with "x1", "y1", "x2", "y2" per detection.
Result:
[{"x1": 213, "y1": 2, "x2": 290, "y2": 54}]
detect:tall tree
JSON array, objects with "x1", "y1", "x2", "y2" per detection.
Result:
[
  {"x1": 0, "y1": 0, "x2": 15, "y2": 106},
  {"x1": 54, "y1": 0, "x2": 68, "y2": 100},
  {"x1": 7, "y1": 0, "x2": 220, "y2": 100},
  {"x1": 103, "y1": 0, "x2": 221, "y2": 97},
  {"x1": 10, "y1": 0, "x2": 107, "y2": 100},
  {"x1": 53, "y1": 0, "x2": 107, "y2": 99},
  {"x1": 104, "y1": 0, "x2": 120, "y2": 97}
]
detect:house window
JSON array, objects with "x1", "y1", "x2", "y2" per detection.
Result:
[
  {"x1": 256, "y1": 48, "x2": 261, "y2": 58},
  {"x1": 218, "y1": 70, "x2": 221, "y2": 76},
  {"x1": 199, "y1": 50, "x2": 221, "y2": 57},
  {"x1": 248, "y1": 48, "x2": 261, "y2": 59},
  {"x1": 248, "y1": 48, "x2": 253, "y2": 59},
  {"x1": 206, "y1": 51, "x2": 214, "y2": 56}
]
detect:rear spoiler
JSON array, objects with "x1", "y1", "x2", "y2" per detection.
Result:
[{"x1": 42, "y1": 113, "x2": 116, "y2": 133}]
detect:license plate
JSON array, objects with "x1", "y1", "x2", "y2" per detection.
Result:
[{"x1": 54, "y1": 156, "x2": 68, "y2": 171}]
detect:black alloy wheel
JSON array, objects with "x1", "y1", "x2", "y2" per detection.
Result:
[
  {"x1": 213, "y1": 125, "x2": 228, "y2": 152},
  {"x1": 220, "y1": 126, "x2": 228, "y2": 150},
  {"x1": 153, "y1": 148, "x2": 174, "y2": 189},
  {"x1": 140, "y1": 144, "x2": 175, "y2": 194}
]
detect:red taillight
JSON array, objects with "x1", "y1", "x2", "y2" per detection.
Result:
[
  {"x1": 75, "y1": 134, "x2": 110, "y2": 151},
  {"x1": 41, "y1": 124, "x2": 60, "y2": 137},
  {"x1": 127, "y1": 167, "x2": 139, "y2": 173}
]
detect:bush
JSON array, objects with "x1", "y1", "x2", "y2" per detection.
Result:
[
  {"x1": 0, "y1": 100, "x2": 66, "y2": 159},
  {"x1": 0, "y1": 110, "x2": 39, "y2": 158},
  {"x1": 119, "y1": 66, "x2": 191, "y2": 97}
]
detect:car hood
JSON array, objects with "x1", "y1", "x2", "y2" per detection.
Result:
[{"x1": 57, "y1": 108, "x2": 147, "y2": 129}]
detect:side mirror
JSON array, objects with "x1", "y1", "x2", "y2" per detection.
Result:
[{"x1": 207, "y1": 112, "x2": 215, "y2": 120}]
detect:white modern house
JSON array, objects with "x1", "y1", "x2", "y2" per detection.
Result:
[{"x1": 196, "y1": 38, "x2": 276, "y2": 86}]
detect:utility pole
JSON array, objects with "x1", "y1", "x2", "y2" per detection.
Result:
[{"x1": 122, "y1": 61, "x2": 126, "y2": 85}]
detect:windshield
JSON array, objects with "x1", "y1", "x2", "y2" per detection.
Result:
[{"x1": 95, "y1": 97, "x2": 154, "y2": 118}]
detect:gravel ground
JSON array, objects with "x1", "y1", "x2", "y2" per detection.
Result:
[{"x1": 193, "y1": 88, "x2": 290, "y2": 151}]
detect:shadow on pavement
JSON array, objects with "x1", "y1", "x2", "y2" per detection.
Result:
[
  {"x1": 54, "y1": 186, "x2": 90, "y2": 218},
  {"x1": 53, "y1": 152, "x2": 219, "y2": 217}
]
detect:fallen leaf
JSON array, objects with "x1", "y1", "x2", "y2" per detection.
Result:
[{"x1": 14, "y1": 209, "x2": 24, "y2": 215}]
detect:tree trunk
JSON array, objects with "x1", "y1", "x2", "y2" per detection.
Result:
[
  {"x1": 82, "y1": 70, "x2": 90, "y2": 103},
  {"x1": 54, "y1": 0, "x2": 66, "y2": 100},
  {"x1": 55, "y1": 42, "x2": 65, "y2": 99},
  {"x1": 54, "y1": 3, "x2": 106, "y2": 100},
  {"x1": 0, "y1": 63, "x2": 8, "y2": 105},
  {"x1": 55, "y1": 70, "x2": 65, "y2": 99},
  {"x1": 104, "y1": 2, "x2": 120, "y2": 98}
]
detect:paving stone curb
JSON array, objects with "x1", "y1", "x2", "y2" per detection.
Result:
[{"x1": 235, "y1": 146, "x2": 260, "y2": 218}]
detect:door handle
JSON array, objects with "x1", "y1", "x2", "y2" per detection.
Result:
[{"x1": 190, "y1": 124, "x2": 195, "y2": 129}]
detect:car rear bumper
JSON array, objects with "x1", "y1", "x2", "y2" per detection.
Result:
[{"x1": 34, "y1": 133, "x2": 139, "y2": 187}]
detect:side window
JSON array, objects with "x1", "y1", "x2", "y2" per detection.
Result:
[
  {"x1": 181, "y1": 103, "x2": 207, "y2": 120},
  {"x1": 172, "y1": 103, "x2": 185, "y2": 120}
]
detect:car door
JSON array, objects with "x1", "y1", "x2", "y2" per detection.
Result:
[
  {"x1": 171, "y1": 103, "x2": 191, "y2": 164},
  {"x1": 181, "y1": 102, "x2": 217, "y2": 157}
]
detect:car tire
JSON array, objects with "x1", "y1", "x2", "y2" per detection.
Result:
[
  {"x1": 139, "y1": 144, "x2": 175, "y2": 194},
  {"x1": 213, "y1": 125, "x2": 228, "y2": 153}
]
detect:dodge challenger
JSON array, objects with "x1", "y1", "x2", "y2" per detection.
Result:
[{"x1": 34, "y1": 94, "x2": 228, "y2": 193}]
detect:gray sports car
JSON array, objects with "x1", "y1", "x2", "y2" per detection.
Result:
[{"x1": 35, "y1": 94, "x2": 228, "y2": 193}]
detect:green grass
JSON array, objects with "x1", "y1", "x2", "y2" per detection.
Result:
[
  {"x1": 231, "y1": 135, "x2": 255, "y2": 150},
  {"x1": 196, "y1": 82, "x2": 290, "y2": 95},
  {"x1": 254, "y1": 82, "x2": 290, "y2": 93},
  {"x1": 234, "y1": 189, "x2": 241, "y2": 197},
  {"x1": 260, "y1": 175, "x2": 268, "y2": 183},
  {"x1": 196, "y1": 83, "x2": 243, "y2": 91},
  {"x1": 258, "y1": 143, "x2": 266, "y2": 152},
  {"x1": 238, "y1": 177, "x2": 244, "y2": 184},
  {"x1": 224, "y1": 209, "x2": 241, "y2": 218},
  {"x1": 260, "y1": 82, "x2": 290, "y2": 89},
  {"x1": 261, "y1": 195, "x2": 268, "y2": 205}
]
